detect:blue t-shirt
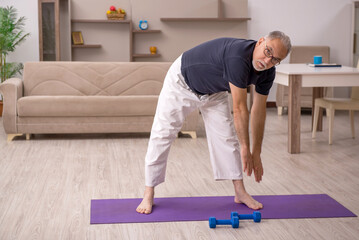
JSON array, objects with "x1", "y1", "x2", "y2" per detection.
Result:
[{"x1": 181, "y1": 38, "x2": 276, "y2": 95}]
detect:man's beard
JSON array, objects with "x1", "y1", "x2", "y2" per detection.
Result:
[{"x1": 252, "y1": 59, "x2": 267, "y2": 72}]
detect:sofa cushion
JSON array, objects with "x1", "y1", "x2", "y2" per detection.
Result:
[
  {"x1": 23, "y1": 62, "x2": 171, "y2": 96},
  {"x1": 17, "y1": 96, "x2": 158, "y2": 117}
]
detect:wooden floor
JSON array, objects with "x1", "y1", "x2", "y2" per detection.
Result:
[{"x1": 0, "y1": 108, "x2": 358, "y2": 240}]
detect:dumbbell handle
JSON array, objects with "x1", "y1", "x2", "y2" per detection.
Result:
[
  {"x1": 237, "y1": 211, "x2": 261, "y2": 222},
  {"x1": 238, "y1": 214, "x2": 254, "y2": 219},
  {"x1": 215, "y1": 219, "x2": 232, "y2": 225}
]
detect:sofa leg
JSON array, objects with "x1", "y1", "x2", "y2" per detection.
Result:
[
  {"x1": 7, "y1": 134, "x2": 23, "y2": 142},
  {"x1": 26, "y1": 134, "x2": 31, "y2": 140},
  {"x1": 179, "y1": 131, "x2": 197, "y2": 139}
]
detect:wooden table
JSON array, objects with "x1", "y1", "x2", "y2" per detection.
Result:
[{"x1": 274, "y1": 64, "x2": 359, "y2": 153}]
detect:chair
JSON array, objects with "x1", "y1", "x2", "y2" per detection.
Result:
[
  {"x1": 312, "y1": 80, "x2": 359, "y2": 144},
  {"x1": 276, "y1": 46, "x2": 333, "y2": 115}
]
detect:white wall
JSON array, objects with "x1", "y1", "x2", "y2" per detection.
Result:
[
  {"x1": 68, "y1": 0, "x2": 248, "y2": 62},
  {"x1": 248, "y1": 0, "x2": 354, "y2": 99},
  {"x1": 1, "y1": 0, "x2": 39, "y2": 63},
  {"x1": 1, "y1": 0, "x2": 355, "y2": 98}
]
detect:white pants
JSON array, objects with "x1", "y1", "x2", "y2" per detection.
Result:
[{"x1": 145, "y1": 55, "x2": 243, "y2": 187}]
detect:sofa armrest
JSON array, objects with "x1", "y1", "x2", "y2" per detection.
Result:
[{"x1": 0, "y1": 78, "x2": 23, "y2": 133}]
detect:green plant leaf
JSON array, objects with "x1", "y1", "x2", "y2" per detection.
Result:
[{"x1": 0, "y1": 6, "x2": 30, "y2": 82}]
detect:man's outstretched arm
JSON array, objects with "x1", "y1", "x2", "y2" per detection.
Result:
[
  {"x1": 229, "y1": 83, "x2": 253, "y2": 176},
  {"x1": 250, "y1": 89, "x2": 268, "y2": 182}
]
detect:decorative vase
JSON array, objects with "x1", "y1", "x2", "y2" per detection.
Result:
[{"x1": 150, "y1": 46, "x2": 157, "y2": 54}]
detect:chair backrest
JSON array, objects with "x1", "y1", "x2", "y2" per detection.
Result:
[
  {"x1": 286, "y1": 46, "x2": 331, "y2": 97},
  {"x1": 289, "y1": 46, "x2": 330, "y2": 63},
  {"x1": 351, "y1": 87, "x2": 359, "y2": 100}
]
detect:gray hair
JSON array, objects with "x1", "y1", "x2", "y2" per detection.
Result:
[{"x1": 265, "y1": 31, "x2": 292, "y2": 56}]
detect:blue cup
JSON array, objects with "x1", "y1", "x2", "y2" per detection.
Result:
[{"x1": 313, "y1": 56, "x2": 322, "y2": 64}]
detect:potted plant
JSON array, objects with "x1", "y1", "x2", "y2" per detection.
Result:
[{"x1": 0, "y1": 6, "x2": 30, "y2": 116}]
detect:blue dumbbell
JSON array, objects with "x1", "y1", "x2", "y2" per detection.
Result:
[
  {"x1": 232, "y1": 211, "x2": 261, "y2": 222},
  {"x1": 209, "y1": 212, "x2": 239, "y2": 228}
]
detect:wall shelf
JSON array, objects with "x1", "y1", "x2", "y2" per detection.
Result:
[
  {"x1": 71, "y1": 18, "x2": 132, "y2": 61},
  {"x1": 132, "y1": 30, "x2": 162, "y2": 33},
  {"x1": 64, "y1": 0, "x2": 246, "y2": 62},
  {"x1": 132, "y1": 54, "x2": 161, "y2": 58},
  {"x1": 71, "y1": 19, "x2": 131, "y2": 24},
  {"x1": 71, "y1": 19, "x2": 161, "y2": 61},
  {"x1": 131, "y1": 29, "x2": 162, "y2": 61},
  {"x1": 72, "y1": 44, "x2": 101, "y2": 48},
  {"x1": 160, "y1": 17, "x2": 251, "y2": 22}
]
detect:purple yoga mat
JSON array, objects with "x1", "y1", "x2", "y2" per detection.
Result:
[{"x1": 90, "y1": 194, "x2": 356, "y2": 224}]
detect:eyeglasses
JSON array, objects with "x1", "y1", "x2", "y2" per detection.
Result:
[{"x1": 264, "y1": 40, "x2": 281, "y2": 66}]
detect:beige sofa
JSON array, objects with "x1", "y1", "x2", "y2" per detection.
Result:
[
  {"x1": 276, "y1": 46, "x2": 333, "y2": 115},
  {"x1": 0, "y1": 61, "x2": 199, "y2": 141}
]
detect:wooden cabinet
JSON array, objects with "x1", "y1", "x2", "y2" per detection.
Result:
[
  {"x1": 38, "y1": 0, "x2": 71, "y2": 61},
  {"x1": 352, "y1": 2, "x2": 359, "y2": 66}
]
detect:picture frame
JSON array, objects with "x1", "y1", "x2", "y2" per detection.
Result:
[{"x1": 72, "y1": 31, "x2": 84, "y2": 45}]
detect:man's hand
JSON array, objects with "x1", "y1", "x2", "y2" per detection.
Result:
[
  {"x1": 252, "y1": 152, "x2": 263, "y2": 182},
  {"x1": 241, "y1": 147, "x2": 253, "y2": 176},
  {"x1": 241, "y1": 148, "x2": 263, "y2": 182}
]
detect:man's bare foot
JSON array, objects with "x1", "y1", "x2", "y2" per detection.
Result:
[
  {"x1": 233, "y1": 179, "x2": 263, "y2": 210},
  {"x1": 136, "y1": 186, "x2": 154, "y2": 214},
  {"x1": 234, "y1": 192, "x2": 263, "y2": 210}
]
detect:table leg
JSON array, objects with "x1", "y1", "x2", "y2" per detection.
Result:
[
  {"x1": 312, "y1": 87, "x2": 324, "y2": 131},
  {"x1": 288, "y1": 75, "x2": 301, "y2": 154}
]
